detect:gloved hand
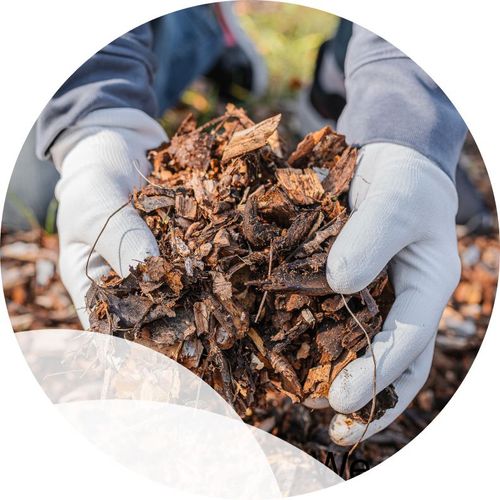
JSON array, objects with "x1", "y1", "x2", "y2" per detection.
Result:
[
  {"x1": 325, "y1": 142, "x2": 460, "y2": 445},
  {"x1": 52, "y1": 108, "x2": 167, "y2": 328}
]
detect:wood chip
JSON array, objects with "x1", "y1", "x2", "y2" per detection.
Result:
[
  {"x1": 276, "y1": 168, "x2": 325, "y2": 205},
  {"x1": 222, "y1": 114, "x2": 281, "y2": 163}
]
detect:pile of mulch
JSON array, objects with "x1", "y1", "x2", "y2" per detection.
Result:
[
  {"x1": 1, "y1": 229, "x2": 78, "y2": 330},
  {"x1": 84, "y1": 105, "x2": 395, "y2": 419}
]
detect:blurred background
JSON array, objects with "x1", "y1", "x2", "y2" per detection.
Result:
[{"x1": 1, "y1": 0, "x2": 498, "y2": 475}]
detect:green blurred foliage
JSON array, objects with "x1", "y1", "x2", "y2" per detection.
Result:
[{"x1": 236, "y1": 1, "x2": 337, "y2": 99}]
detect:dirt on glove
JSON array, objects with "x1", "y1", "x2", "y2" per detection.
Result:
[{"x1": 85, "y1": 105, "x2": 397, "y2": 420}]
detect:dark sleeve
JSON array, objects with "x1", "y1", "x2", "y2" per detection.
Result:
[
  {"x1": 337, "y1": 25, "x2": 467, "y2": 180},
  {"x1": 36, "y1": 23, "x2": 158, "y2": 160}
]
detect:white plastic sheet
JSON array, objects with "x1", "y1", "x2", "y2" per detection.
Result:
[{"x1": 18, "y1": 329, "x2": 342, "y2": 497}]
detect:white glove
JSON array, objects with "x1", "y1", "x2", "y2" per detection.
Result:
[
  {"x1": 325, "y1": 142, "x2": 460, "y2": 445},
  {"x1": 52, "y1": 108, "x2": 167, "y2": 328}
]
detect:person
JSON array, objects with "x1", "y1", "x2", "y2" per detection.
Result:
[{"x1": 34, "y1": 3, "x2": 467, "y2": 446}]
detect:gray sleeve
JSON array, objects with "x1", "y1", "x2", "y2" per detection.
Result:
[
  {"x1": 337, "y1": 25, "x2": 467, "y2": 180},
  {"x1": 36, "y1": 23, "x2": 158, "y2": 160}
]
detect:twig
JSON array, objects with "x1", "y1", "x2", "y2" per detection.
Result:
[
  {"x1": 192, "y1": 108, "x2": 252, "y2": 136},
  {"x1": 238, "y1": 186, "x2": 251, "y2": 207},
  {"x1": 85, "y1": 198, "x2": 132, "y2": 286},
  {"x1": 132, "y1": 160, "x2": 164, "y2": 188},
  {"x1": 254, "y1": 244, "x2": 274, "y2": 323},
  {"x1": 254, "y1": 293, "x2": 268, "y2": 324},
  {"x1": 194, "y1": 113, "x2": 230, "y2": 133},
  {"x1": 340, "y1": 293, "x2": 377, "y2": 480}
]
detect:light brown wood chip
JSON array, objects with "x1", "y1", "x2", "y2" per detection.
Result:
[
  {"x1": 222, "y1": 114, "x2": 282, "y2": 163},
  {"x1": 276, "y1": 168, "x2": 325, "y2": 205}
]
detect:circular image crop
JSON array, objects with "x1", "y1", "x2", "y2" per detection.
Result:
[{"x1": 2, "y1": 1, "x2": 498, "y2": 494}]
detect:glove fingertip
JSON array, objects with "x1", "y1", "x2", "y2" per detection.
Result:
[
  {"x1": 329, "y1": 414, "x2": 366, "y2": 447},
  {"x1": 328, "y1": 372, "x2": 362, "y2": 415},
  {"x1": 303, "y1": 396, "x2": 330, "y2": 410},
  {"x1": 326, "y1": 250, "x2": 379, "y2": 295},
  {"x1": 94, "y1": 206, "x2": 159, "y2": 277}
]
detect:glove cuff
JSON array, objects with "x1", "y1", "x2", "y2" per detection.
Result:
[{"x1": 51, "y1": 108, "x2": 167, "y2": 171}]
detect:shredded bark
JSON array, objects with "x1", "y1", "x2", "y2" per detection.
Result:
[{"x1": 85, "y1": 105, "x2": 396, "y2": 419}]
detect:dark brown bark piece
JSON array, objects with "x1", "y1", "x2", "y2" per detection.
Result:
[
  {"x1": 242, "y1": 197, "x2": 281, "y2": 248},
  {"x1": 316, "y1": 320, "x2": 345, "y2": 361},
  {"x1": 288, "y1": 126, "x2": 347, "y2": 169},
  {"x1": 274, "y1": 210, "x2": 320, "y2": 253},
  {"x1": 321, "y1": 146, "x2": 358, "y2": 196},
  {"x1": 297, "y1": 213, "x2": 347, "y2": 257},
  {"x1": 256, "y1": 186, "x2": 297, "y2": 227},
  {"x1": 268, "y1": 350, "x2": 303, "y2": 398},
  {"x1": 135, "y1": 194, "x2": 175, "y2": 213},
  {"x1": 253, "y1": 253, "x2": 332, "y2": 295},
  {"x1": 105, "y1": 294, "x2": 152, "y2": 329}
]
